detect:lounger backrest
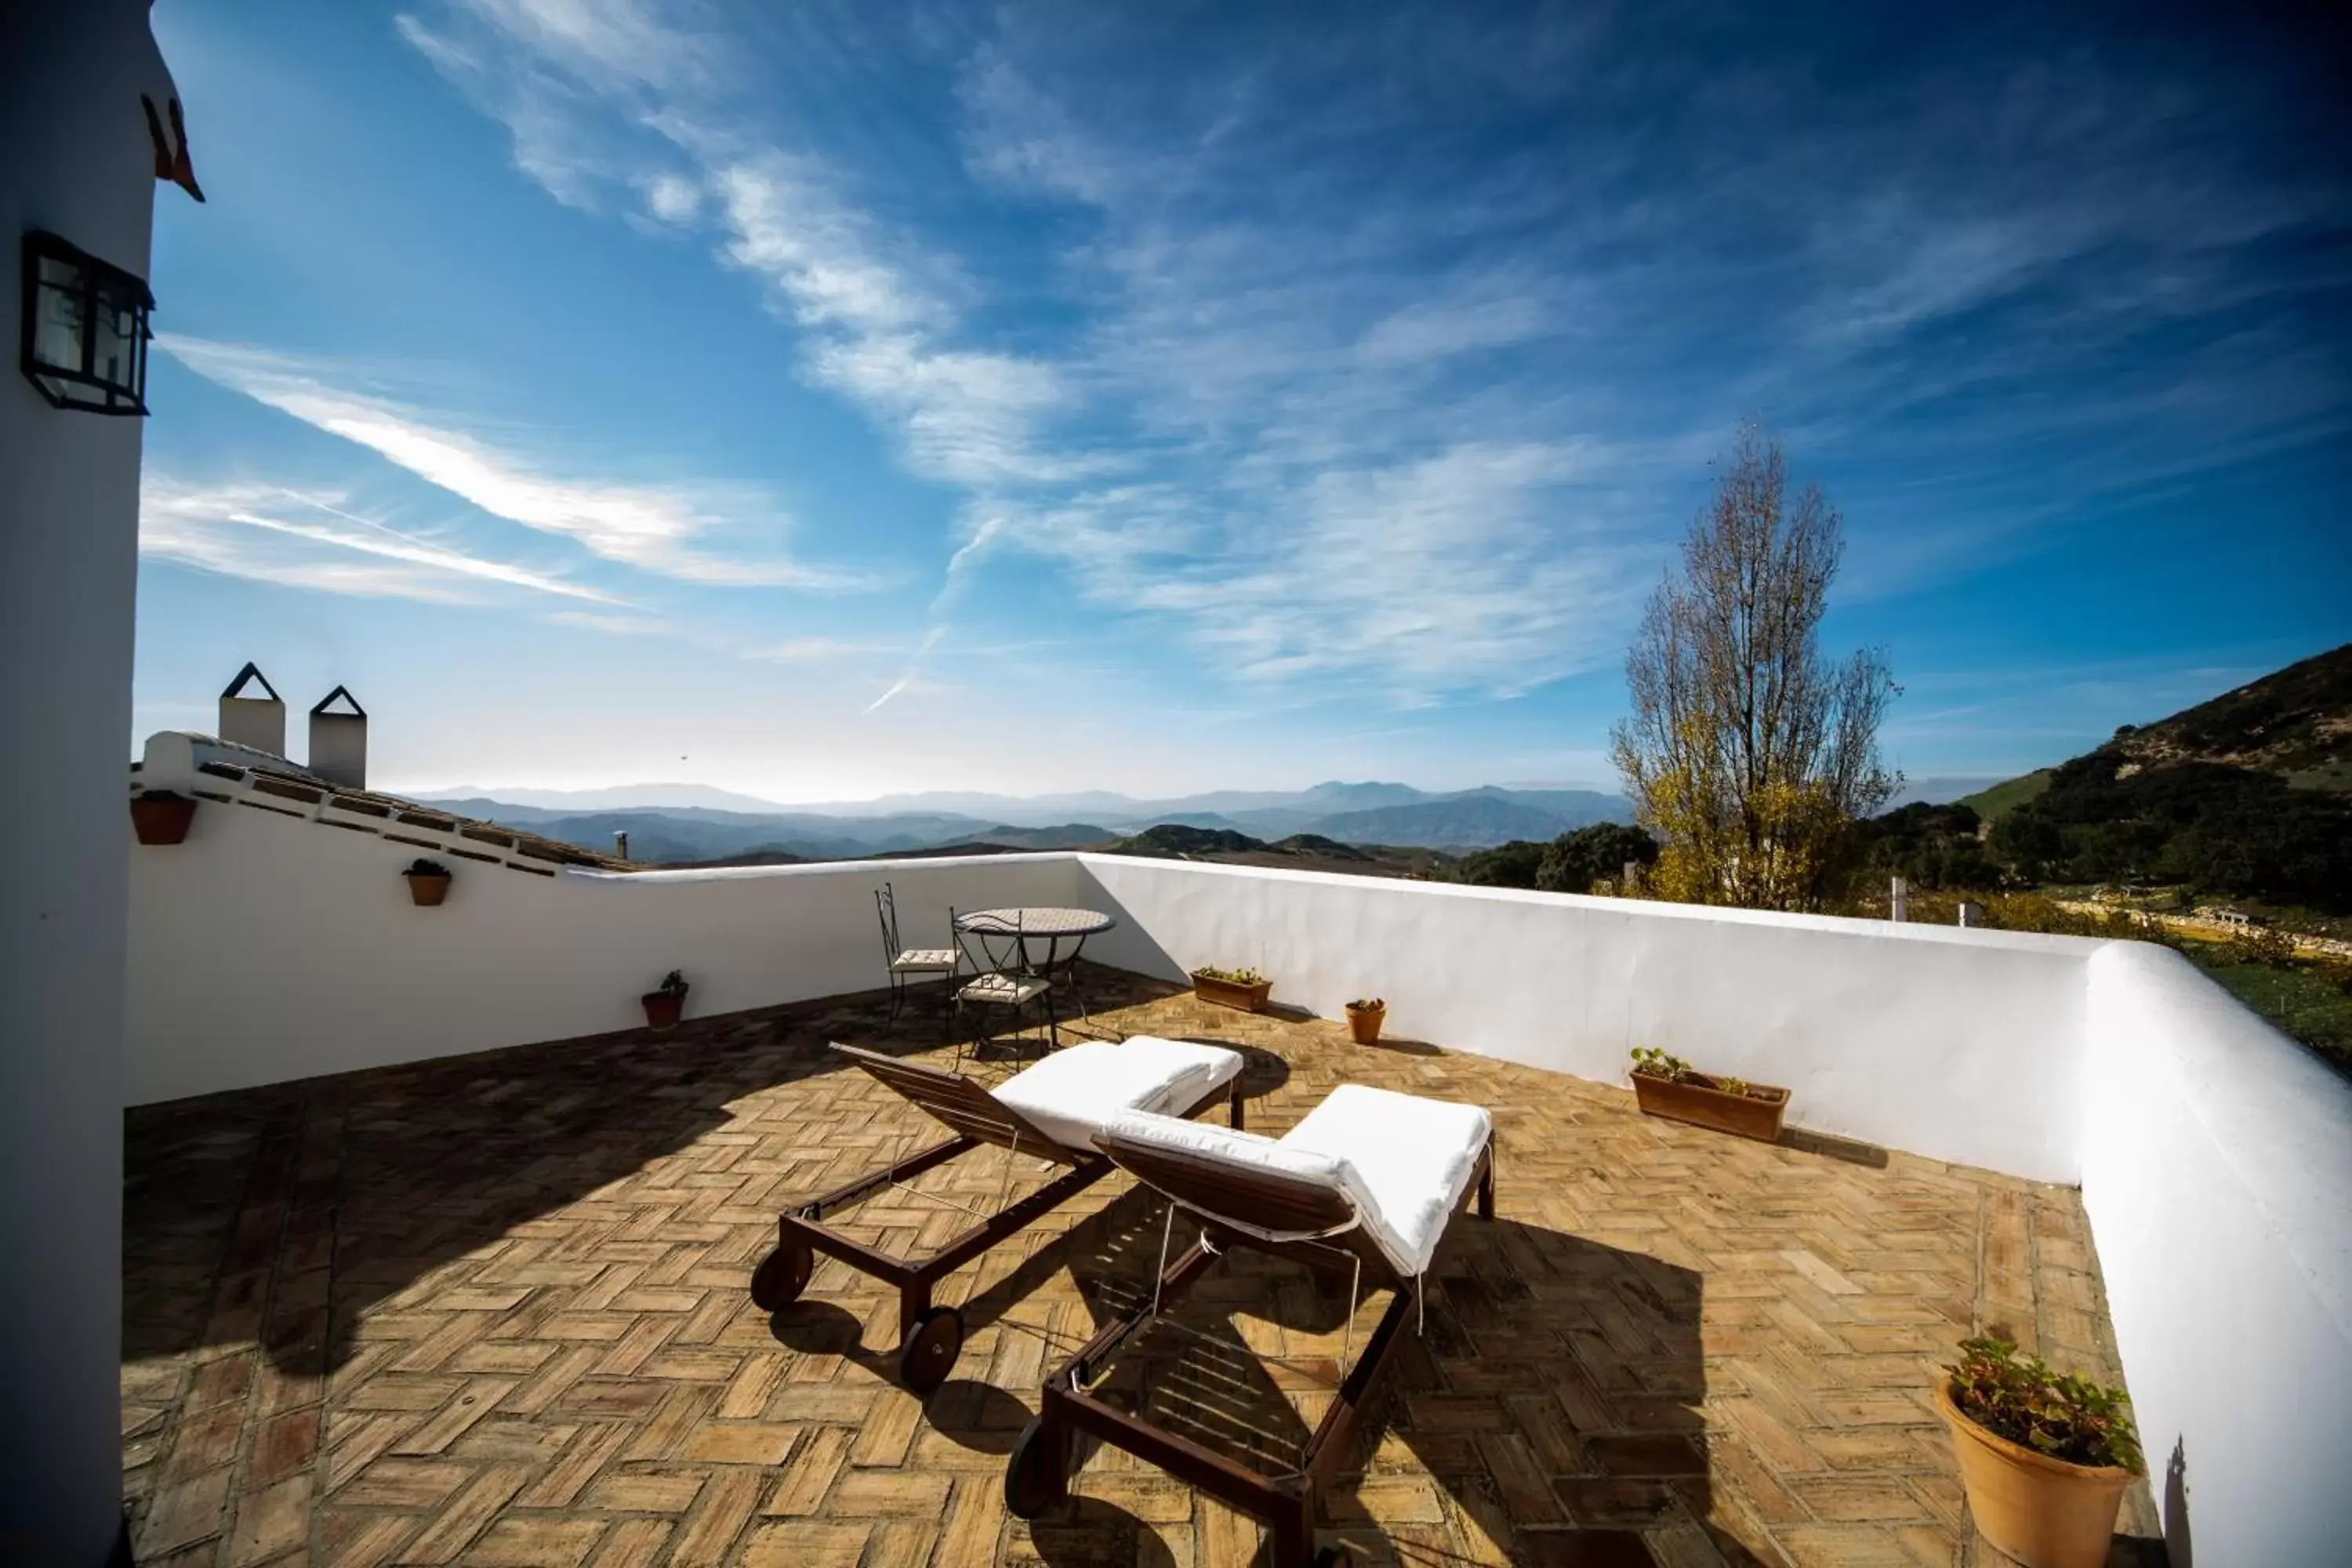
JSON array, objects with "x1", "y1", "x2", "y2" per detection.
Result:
[
  {"x1": 1094, "y1": 1129, "x2": 1361, "y2": 1241},
  {"x1": 830, "y1": 1043, "x2": 1083, "y2": 1163}
]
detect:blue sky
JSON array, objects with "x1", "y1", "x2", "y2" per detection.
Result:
[{"x1": 136, "y1": 0, "x2": 2351, "y2": 803}]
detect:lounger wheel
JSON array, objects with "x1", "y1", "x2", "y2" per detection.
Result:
[
  {"x1": 1004, "y1": 1416, "x2": 1069, "y2": 1519},
  {"x1": 898, "y1": 1305, "x2": 964, "y2": 1396},
  {"x1": 750, "y1": 1236, "x2": 814, "y2": 1312}
]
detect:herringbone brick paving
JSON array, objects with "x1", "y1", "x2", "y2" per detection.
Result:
[{"x1": 122, "y1": 967, "x2": 2160, "y2": 1566}]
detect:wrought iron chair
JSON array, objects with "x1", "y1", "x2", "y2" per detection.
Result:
[
  {"x1": 876, "y1": 882, "x2": 957, "y2": 1024},
  {"x1": 951, "y1": 907, "x2": 1058, "y2": 1058}
]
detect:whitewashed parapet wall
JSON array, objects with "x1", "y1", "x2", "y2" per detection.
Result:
[
  {"x1": 1072, "y1": 854, "x2": 2099, "y2": 1181},
  {"x1": 2082, "y1": 942, "x2": 2352, "y2": 1567},
  {"x1": 126, "y1": 807, "x2": 2352, "y2": 1559},
  {"x1": 126, "y1": 789, "x2": 1085, "y2": 1103}
]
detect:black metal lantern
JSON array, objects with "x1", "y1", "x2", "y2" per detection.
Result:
[{"x1": 20, "y1": 230, "x2": 154, "y2": 416}]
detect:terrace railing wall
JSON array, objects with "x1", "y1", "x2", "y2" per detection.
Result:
[{"x1": 124, "y1": 797, "x2": 2352, "y2": 1563}]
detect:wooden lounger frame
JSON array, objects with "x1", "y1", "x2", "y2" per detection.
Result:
[
  {"x1": 1007, "y1": 1124, "x2": 1495, "y2": 1567},
  {"x1": 750, "y1": 1042, "x2": 1244, "y2": 1394}
]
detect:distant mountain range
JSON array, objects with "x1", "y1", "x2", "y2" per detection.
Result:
[{"x1": 414, "y1": 780, "x2": 1636, "y2": 864}]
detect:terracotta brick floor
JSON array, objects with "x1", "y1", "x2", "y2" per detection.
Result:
[{"x1": 122, "y1": 967, "x2": 2161, "y2": 1566}]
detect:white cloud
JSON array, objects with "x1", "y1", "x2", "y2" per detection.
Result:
[
  {"x1": 398, "y1": 1, "x2": 2348, "y2": 714},
  {"x1": 745, "y1": 636, "x2": 904, "y2": 662},
  {"x1": 704, "y1": 153, "x2": 1089, "y2": 491},
  {"x1": 546, "y1": 608, "x2": 677, "y2": 634},
  {"x1": 639, "y1": 170, "x2": 701, "y2": 224},
  {"x1": 141, "y1": 477, "x2": 626, "y2": 604},
  {"x1": 161, "y1": 336, "x2": 864, "y2": 589}
]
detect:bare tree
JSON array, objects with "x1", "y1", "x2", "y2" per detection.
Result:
[{"x1": 1610, "y1": 425, "x2": 1897, "y2": 910}]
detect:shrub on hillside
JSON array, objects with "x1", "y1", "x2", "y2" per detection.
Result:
[
  {"x1": 1536, "y1": 822, "x2": 1661, "y2": 895},
  {"x1": 1988, "y1": 756, "x2": 2352, "y2": 911}
]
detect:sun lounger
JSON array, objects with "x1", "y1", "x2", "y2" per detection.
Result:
[
  {"x1": 1004, "y1": 1083, "x2": 1494, "y2": 1566},
  {"x1": 750, "y1": 1036, "x2": 1247, "y2": 1393}
]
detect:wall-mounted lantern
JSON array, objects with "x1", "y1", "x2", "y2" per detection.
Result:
[{"x1": 20, "y1": 230, "x2": 154, "y2": 416}]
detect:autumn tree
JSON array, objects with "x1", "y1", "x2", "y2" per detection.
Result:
[{"x1": 1609, "y1": 426, "x2": 1898, "y2": 911}]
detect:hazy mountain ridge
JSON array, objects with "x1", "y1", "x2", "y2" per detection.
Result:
[{"x1": 416, "y1": 782, "x2": 1634, "y2": 862}]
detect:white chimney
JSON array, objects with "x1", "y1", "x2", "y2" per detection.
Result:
[
  {"x1": 307, "y1": 685, "x2": 367, "y2": 790},
  {"x1": 217, "y1": 662, "x2": 285, "y2": 757}
]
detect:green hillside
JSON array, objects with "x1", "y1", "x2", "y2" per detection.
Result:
[
  {"x1": 1926, "y1": 644, "x2": 2352, "y2": 914},
  {"x1": 1955, "y1": 770, "x2": 2052, "y2": 823}
]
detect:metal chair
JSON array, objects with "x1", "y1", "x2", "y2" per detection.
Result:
[
  {"x1": 876, "y1": 882, "x2": 957, "y2": 1024},
  {"x1": 952, "y1": 907, "x2": 1058, "y2": 1058}
]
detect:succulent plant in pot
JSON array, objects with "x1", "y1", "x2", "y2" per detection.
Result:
[
  {"x1": 401, "y1": 857, "x2": 453, "y2": 907},
  {"x1": 1627, "y1": 1047, "x2": 1790, "y2": 1142},
  {"x1": 1936, "y1": 1336, "x2": 2142, "y2": 1568},
  {"x1": 1190, "y1": 965, "x2": 1271, "y2": 1013},
  {"x1": 641, "y1": 968, "x2": 690, "y2": 1032},
  {"x1": 1344, "y1": 996, "x2": 1385, "y2": 1044}
]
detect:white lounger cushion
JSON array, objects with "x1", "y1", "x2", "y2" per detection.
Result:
[
  {"x1": 1279, "y1": 1084, "x2": 1491, "y2": 1279},
  {"x1": 1100, "y1": 1082, "x2": 1490, "y2": 1279},
  {"x1": 992, "y1": 1035, "x2": 1244, "y2": 1153},
  {"x1": 1094, "y1": 1108, "x2": 1356, "y2": 1198}
]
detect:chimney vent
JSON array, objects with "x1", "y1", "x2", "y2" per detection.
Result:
[
  {"x1": 308, "y1": 685, "x2": 368, "y2": 789},
  {"x1": 218, "y1": 662, "x2": 286, "y2": 756}
]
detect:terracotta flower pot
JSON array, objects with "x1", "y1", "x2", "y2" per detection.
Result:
[
  {"x1": 1934, "y1": 1381, "x2": 2134, "y2": 1568},
  {"x1": 130, "y1": 792, "x2": 198, "y2": 845},
  {"x1": 1632, "y1": 1070, "x2": 1788, "y2": 1142},
  {"x1": 404, "y1": 871, "x2": 452, "y2": 907},
  {"x1": 1345, "y1": 1002, "x2": 1385, "y2": 1044},
  {"x1": 642, "y1": 990, "x2": 686, "y2": 1032},
  {"x1": 1192, "y1": 972, "x2": 1271, "y2": 1013}
]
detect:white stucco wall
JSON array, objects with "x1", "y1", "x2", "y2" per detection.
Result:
[
  {"x1": 2082, "y1": 942, "x2": 2352, "y2": 1567},
  {"x1": 126, "y1": 797, "x2": 1087, "y2": 1103},
  {"x1": 128, "y1": 804, "x2": 2352, "y2": 1554},
  {"x1": 3, "y1": 5, "x2": 186, "y2": 1563},
  {"x1": 1072, "y1": 855, "x2": 2097, "y2": 1181}
]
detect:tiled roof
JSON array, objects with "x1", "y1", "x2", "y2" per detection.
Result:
[{"x1": 131, "y1": 731, "x2": 630, "y2": 874}]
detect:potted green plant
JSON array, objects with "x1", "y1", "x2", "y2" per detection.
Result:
[
  {"x1": 1191, "y1": 966, "x2": 1271, "y2": 1013},
  {"x1": 1628, "y1": 1047, "x2": 1789, "y2": 1142},
  {"x1": 1936, "y1": 1336, "x2": 2142, "y2": 1568},
  {"x1": 401, "y1": 858, "x2": 453, "y2": 907},
  {"x1": 1345, "y1": 997, "x2": 1385, "y2": 1044},
  {"x1": 129, "y1": 791, "x2": 198, "y2": 845},
  {"x1": 642, "y1": 969, "x2": 690, "y2": 1032}
]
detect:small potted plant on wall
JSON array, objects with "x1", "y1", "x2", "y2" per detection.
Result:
[
  {"x1": 1936, "y1": 1336, "x2": 2142, "y2": 1568},
  {"x1": 1628, "y1": 1047, "x2": 1790, "y2": 1142},
  {"x1": 1191, "y1": 965, "x2": 1271, "y2": 1013},
  {"x1": 1345, "y1": 996, "x2": 1385, "y2": 1044},
  {"x1": 642, "y1": 969, "x2": 690, "y2": 1032},
  {"x1": 402, "y1": 858, "x2": 453, "y2": 906},
  {"x1": 130, "y1": 790, "x2": 198, "y2": 845}
]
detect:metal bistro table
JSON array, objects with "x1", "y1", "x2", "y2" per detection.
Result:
[{"x1": 953, "y1": 906, "x2": 1115, "y2": 1029}]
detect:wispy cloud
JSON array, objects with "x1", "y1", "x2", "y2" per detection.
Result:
[
  {"x1": 745, "y1": 635, "x2": 905, "y2": 662},
  {"x1": 141, "y1": 476, "x2": 626, "y2": 604},
  {"x1": 161, "y1": 335, "x2": 865, "y2": 589},
  {"x1": 545, "y1": 608, "x2": 677, "y2": 635},
  {"x1": 390, "y1": 0, "x2": 2352, "y2": 711}
]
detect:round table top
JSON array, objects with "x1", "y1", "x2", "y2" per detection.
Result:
[{"x1": 954, "y1": 906, "x2": 1116, "y2": 938}]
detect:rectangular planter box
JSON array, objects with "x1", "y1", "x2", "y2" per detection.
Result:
[
  {"x1": 1632, "y1": 1072, "x2": 1789, "y2": 1143},
  {"x1": 1192, "y1": 973, "x2": 1272, "y2": 1013}
]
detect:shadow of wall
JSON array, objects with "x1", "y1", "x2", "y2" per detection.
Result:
[{"x1": 123, "y1": 984, "x2": 975, "y2": 1378}]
